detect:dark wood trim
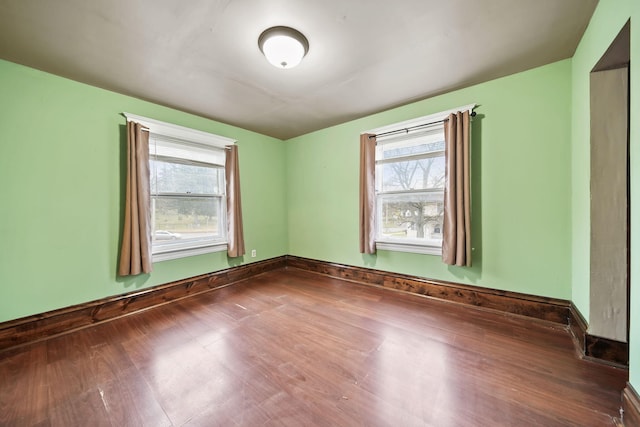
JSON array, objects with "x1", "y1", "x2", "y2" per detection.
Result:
[
  {"x1": 568, "y1": 302, "x2": 628, "y2": 367},
  {"x1": 0, "y1": 268, "x2": 628, "y2": 426},
  {"x1": 286, "y1": 256, "x2": 571, "y2": 324},
  {"x1": 287, "y1": 256, "x2": 629, "y2": 366},
  {"x1": 623, "y1": 383, "x2": 640, "y2": 427},
  {"x1": 585, "y1": 334, "x2": 629, "y2": 367},
  {"x1": 0, "y1": 253, "x2": 629, "y2": 368},
  {"x1": 568, "y1": 303, "x2": 587, "y2": 355},
  {"x1": 0, "y1": 256, "x2": 286, "y2": 353}
]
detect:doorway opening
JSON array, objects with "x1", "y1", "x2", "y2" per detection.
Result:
[{"x1": 589, "y1": 21, "x2": 630, "y2": 344}]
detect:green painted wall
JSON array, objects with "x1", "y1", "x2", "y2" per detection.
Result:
[
  {"x1": 0, "y1": 59, "x2": 288, "y2": 323},
  {"x1": 2, "y1": 8, "x2": 638, "y2": 396},
  {"x1": 570, "y1": 0, "x2": 639, "y2": 391},
  {"x1": 286, "y1": 60, "x2": 572, "y2": 299}
]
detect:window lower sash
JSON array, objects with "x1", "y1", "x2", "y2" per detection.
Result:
[
  {"x1": 152, "y1": 241, "x2": 228, "y2": 262},
  {"x1": 375, "y1": 240, "x2": 442, "y2": 255}
]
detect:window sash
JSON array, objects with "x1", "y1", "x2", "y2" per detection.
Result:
[
  {"x1": 153, "y1": 192, "x2": 223, "y2": 198},
  {"x1": 151, "y1": 194, "x2": 225, "y2": 255},
  {"x1": 375, "y1": 153, "x2": 446, "y2": 193},
  {"x1": 153, "y1": 155, "x2": 220, "y2": 169},
  {"x1": 150, "y1": 156, "x2": 225, "y2": 198},
  {"x1": 149, "y1": 133, "x2": 225, "y2": 166},
  {"x1": 375, "y1": 192, "x2": 444, "y2": 247},
  {"x1": 377, "y1": 188, "x2": 443, "y2": 196},
  {"x1": 375, "y1": 150, "x2": 443, "y2": 165}
]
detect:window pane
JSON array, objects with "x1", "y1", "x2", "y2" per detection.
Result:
[
  {"x1": 377, "y1": 155, "x2": 445, "y2": 192},
  {"x1": 152, "y1": 196, "x2": 222, "y2": 251},
  {"x1": 377, "y1": 127, "x2": 444, "y2": 161},
  {"x1": 151, "y1": 159, "x2": 223, "y2": 195},
  {"x1": 150, "y1": 135, "x2": 225, "y2": 165},
  {"x1": 378, "y1": 193, "x2": 444, "y2": 244}
]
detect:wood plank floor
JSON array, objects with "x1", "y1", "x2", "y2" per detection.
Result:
[{"x1": 0, "y1": 268, "x2": 628, "y2": 426}]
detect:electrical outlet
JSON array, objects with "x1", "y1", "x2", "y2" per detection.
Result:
[{"x1": 251, "y1": 249, "x2": 257, "y2": 258}]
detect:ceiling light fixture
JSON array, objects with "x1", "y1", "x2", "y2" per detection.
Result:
[{"x1": 258, "y1": 26, "x2": 309, "y2": 69}]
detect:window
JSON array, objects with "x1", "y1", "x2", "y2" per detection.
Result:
[
  {"x1": 366, "y1": 104, "x2": 474, "y2": 255},
  {"x1": 123, "y1": 113, "x2": 236, "y2": 261},
  {"x1": 375, "y1": 124, "x2": 445, "y2": 254},
  {"x1": 150, "y1": 134, "x2": 227, "y2": 259}
]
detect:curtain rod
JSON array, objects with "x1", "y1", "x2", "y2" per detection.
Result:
[{"x1": 369, "y1": 111, "x2": 476, "y2": 139}]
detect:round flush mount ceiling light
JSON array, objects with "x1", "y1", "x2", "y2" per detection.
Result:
[{"x1": 258, "y1": 26, "x2": 309, "y2": 69}]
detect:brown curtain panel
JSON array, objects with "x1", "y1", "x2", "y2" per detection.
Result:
[
  {"x1": 118, "y1": 121, "x2": 152, "y2": 276},
  {"x1": 225, "y1": 145, "x2": 245, "y2": 257},
  {"x1": 359, "y1": 133, "x2": 376, "y2": 254},
  {"x1": 442, "y1": 111, "x2": 472, "y2": 266}
]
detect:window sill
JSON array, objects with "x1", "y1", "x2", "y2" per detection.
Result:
[
  {"x1": 152, "y1": 242, "x2": 228, "y2": 262},
  {"x1": 376, "y1": 241, "x2": 442, "y2": 256}
]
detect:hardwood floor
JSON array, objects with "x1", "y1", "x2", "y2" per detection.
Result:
[{"x1": 0, "y1": 268, "x2": 627, "y2": 426}]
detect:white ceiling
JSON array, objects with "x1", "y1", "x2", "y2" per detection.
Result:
[{"x1": 0, "y1": 0, "x2": 597, "y2": 140}]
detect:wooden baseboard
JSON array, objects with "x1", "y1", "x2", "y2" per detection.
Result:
[
  {"x1": 568, "y1": 303, "x2": 588, "y2": 354},
  {"x1": 585, "y1": 334, "x2": 629, "y2": 367},
  {"x1": 623, "y1": 384, "x2": 640, "y2": 427},
  {"x1": 286, "y1": 255, "x2": 571, "y2": 324},
  {"x1": 287, "y1": 256, "x2": 629, "y2": 366},
  {"x1": 0, "y1": 253, "x2": 629, "y2": 368},
  {"x1": 568, "y1": 303, "x2": 628, "y2": 367},
  {"x1": 0, "y1": 256, "x2": 286, "y2": 352}
]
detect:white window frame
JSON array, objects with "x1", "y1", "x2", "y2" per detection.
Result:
[
  {"x1": 123, "y1": 113, "x2": 236, "y2": 262},
  {"x1": 365, "y1": 104, "x2": 475, "y2": 255}
]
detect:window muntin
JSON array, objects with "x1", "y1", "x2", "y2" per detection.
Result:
[
  {"x1": 149, "y1": 134, "x2": 226, "y2": 256},
  {"x1": 375, "y1": 125, "x2": 445, "y2": 250}
]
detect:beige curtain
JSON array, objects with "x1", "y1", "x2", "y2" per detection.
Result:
[
  {"x1": 118, "y1": 121, "x2": 152, "y2": 276},
  {"x1": 225, "y1": 145, "x2": 245, "y2": 257},
  {"x1": 359, "y1": 133, "x2": 376, "y2": 254},
  {"x1": 442, "y1": 111, "x2": 472, "y2": 266}
]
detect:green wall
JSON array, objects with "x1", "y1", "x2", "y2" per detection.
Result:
[
  {"x1": 2, "y1": 7, "x2": 638, "y2": 397},
  {"x1": 0, "y1": 59, "x2": 288, "y2": 323},
  {"x1": 570, "y1": 0, "x2": 639, "y2": 391},
  {"x1": 286, "y1": 59, "x2": 572, "y2": 299}
]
